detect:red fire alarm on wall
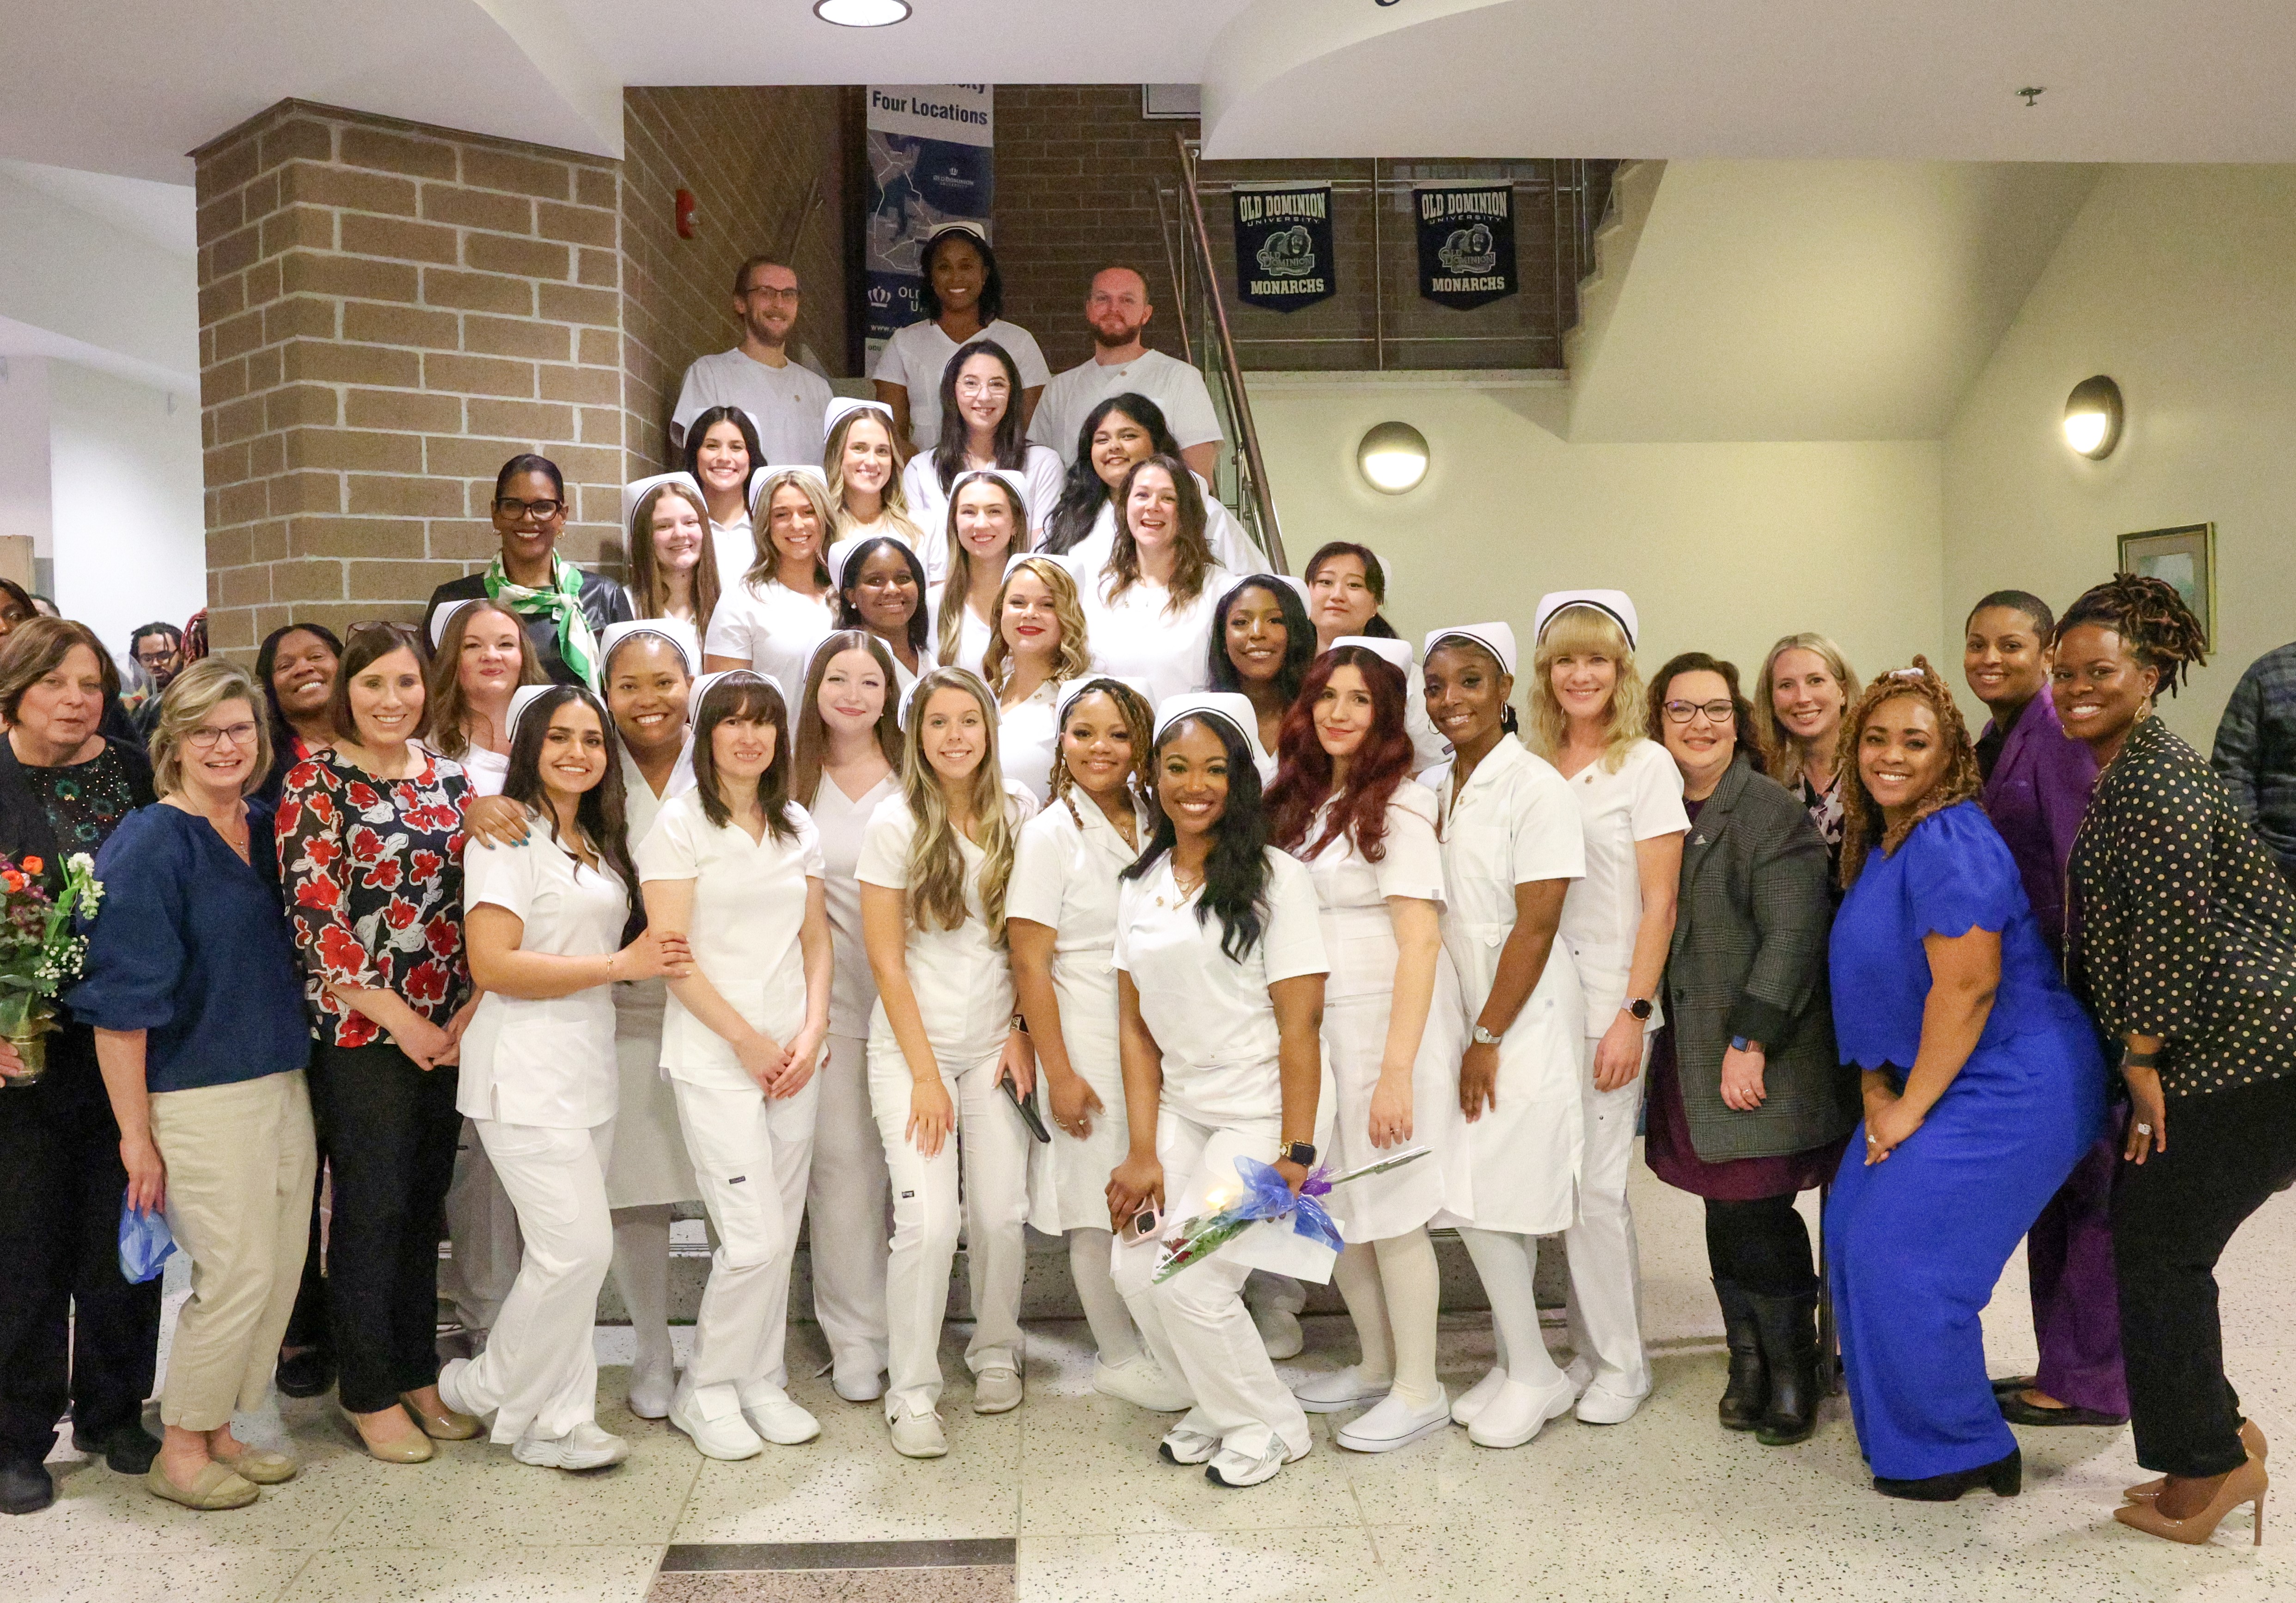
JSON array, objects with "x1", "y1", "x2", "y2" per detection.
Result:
[{"x1": 675, "y1": 188, "x2": 697, "y2": 239}]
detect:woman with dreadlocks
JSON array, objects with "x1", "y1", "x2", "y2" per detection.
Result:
[
  {"x1": 2055, "y1": 573, "x2": 2296, "y2": 1545},
  {"x1": 1822, "y1": 658, "x2": 2104, "y2": 1503}
]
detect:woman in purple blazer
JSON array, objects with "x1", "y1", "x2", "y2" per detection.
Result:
[{"x1": 1963, "y1": 590, "x2": 2122, "y2": 1430}]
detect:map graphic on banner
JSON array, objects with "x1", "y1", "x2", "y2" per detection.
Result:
[
  {"x1": 864, "y1": 85, "x2": 995, "y2": 365},
  {"x1": 1233, "y1": 184, "x2": 1335, "y2": 312},
  {"x1": 1415, "y1": 185, "x2": 1516, "y2": 310}
]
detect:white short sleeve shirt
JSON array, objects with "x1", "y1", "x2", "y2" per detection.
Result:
[
  {"x1": 703, "y1": 578, "x2": 839, "y2": 710},
  {"x1": 672, "y1": 349, "x2": 834, "y2": 466},
  {"x1": 808, "y1": 771, "x2": 901, "y2": 1039},
  {"x1": 1062, "y1": 477, "x2": 1258, "y2": 578},
  {"x1": 1556, "y1": 738, "x2": 1690, "y2": 1028},
  {"x1": 1299, "y1": 785, "x2": 1446, "y2": 1003},
  {"x1": 1027, "y1": 349, "x2": 1223, "y2": 464},
  {"x1": 871, "y1": 318, "x2": 1053, "y2": 453},
  {"x1": 995, "y1": 679, "x2": 1063, "y2": 807},
  {"x1": 1078, "y1": 561, "x2": 1233, "y2": 712}
]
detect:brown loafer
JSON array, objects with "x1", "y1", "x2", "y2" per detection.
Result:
[
  {"x1": 401, "y1": 1393, "x2": 482, "y2": 1441},
  {"x1": 145, "y1": 1460, "x2": 258, "y2": 1510}
]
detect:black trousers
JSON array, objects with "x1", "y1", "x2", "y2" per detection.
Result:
[
  {"x1": 2113, "y1": 1072, "x2": 2296, "y2": 1479},
  {"x1": 0, "y1": 1029, "x2": 161, "y2": 1462},
  {"x1": 305, "y1": 1040, "x2": 461, "y2": 1414},
  {"x1": 1704, "y1": 1193, "x2": 1818, "y2": 1298},
  {"x1": 281, "y1": 1152, "x2": 331, "y2": 1357}
]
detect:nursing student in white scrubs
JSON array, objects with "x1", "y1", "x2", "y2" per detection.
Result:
[
  {"x1": 703, "y1": 466, "x2": 839, "y2": 711},
  {"x1": 871, "y1": 226, "x2": 1050, "y2": 452},
  {"x1": 1420, "y1": 624, "x2": 1590, "y2": 1450},
  {"x1": 1525, "y1": 592, "x2": 1687, "y2": 1428},
  {"x1": 682, "y1": 404, "x2": 763, "y2": 592},
  {"x1": 857, "y1": 667, "x2": 1039, "y2": 1459},
  {"x1": 637, "y1": 672, "x2": 834, "y2": 1461},
  {"x1": 985, "y1": 556, "x2": 1090, "y2": 807},
  {"x1": 1106, "y1": 693, "x2": 1328, "y2": 1488},
  {"x1": 1305, "y1": 541, "x2": 1449, "y2": 774},
  {"x1": 617, "y1": 474, "x2": 717, "y2": 658},
  {"x1": 436, "y1": 685, "x2": 690, "y2": 1471},
  {"x1": 830, "y1": 535, "x2": 934, "y2": 701},
  {"x1": 788, "y1": 630, "x2": 904, "y2": 1404},
  {"x1": 927, "y1": 469, "x2": 1030, "y2": 679},
  {"x1": 1075, "y1": 454, "x2": 1233, "y2": 712},
  {"x1": 1265, "y1": 641, "x2": 1467, "y2": 1454},
  {"x1": 824, "y1": 398, "x2": 926, "y2": 551},
  {"x1": 1037, "y1": 394, "x2": 1254, "y2": 574},
  {"x1": 1007, "y1": 677, "x2": 1187, "y2": 1413},
  {"x1": 1207, "y1": 575, "x2": 1314, "y2": 759},
  {"x1": 899, "y1": 341, "x2": 1064, "y2": 579}
]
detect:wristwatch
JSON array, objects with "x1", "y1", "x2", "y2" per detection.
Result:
[
  {"x1": 1277, "y1": 1139, "x2": 1316, "y2": 1167},
  {"x1": 1625, "y1": 997, "x2": 1654, "y2": 1022},
  {"x1": 1470, "y1": 1023, "x2": 1503, "y2": 1047}
]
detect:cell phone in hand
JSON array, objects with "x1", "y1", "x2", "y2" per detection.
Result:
[
  {"x1": 999, "y1": 1072, "x2": 1052, "y2": 1143},
  {"x1": 1122, "y1": 1205, "x2": 1163, "y2": 1246}
]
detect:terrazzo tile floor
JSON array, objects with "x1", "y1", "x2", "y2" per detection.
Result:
[{"x1": 11, "y1": 1151, "x2": 2291, "y2": 1601}]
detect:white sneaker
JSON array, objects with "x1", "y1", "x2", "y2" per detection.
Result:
[
  {"x1": 1093, "y1": 1355, "x2": 1190, "y2": 1413},
  {"x1": 1450, "y1": 1365, "x2": 1508, "y2": 1427},
  {"x1": 1467, "y1": 1374, "x2": 1577, "y2": 1449},
  {"x1": 1337, "y1": 1389, "x2": 1453, "y2": 1453},
  {"x1": 669, "y1": 1382, "x2": 763, "y2": 1461},
  {"x1": 1158, "y1": 1425, "x2": 1221, "y2": 1465},
  {"x1": 1574, "y1": 1378, "x2": 1648, "y2": 1426},
  {"x1": 434, "y1": 1357, "x2": 483, "y2": 1421},
  {"x1": 1205, "y1": 1435, "x2": 1306, "y2": 1488},
  {"x1": 512, "y1": 1421, "x2": 629, "y2": 1471},
  {"x1": 887, "y1": 1405, "x2": 946, "y2": 1459},
  {"x1": 831, "y1": 1354, "x2": 885, "y2": 1404},
  {"x1": 972, "y1": 1365, "x2": 1023, "y2": 1414},
  {"x1": 627, "y1": 1349, "x2": 675, "y2": 1420},
  {"x1": 1292, "y1": 1365, "x2": 1392, "y2": 1414},
  {"x1": 737, "y1": 1383, "x2": 821, "y2": 1445},
  {"x1": 1249, "y1": 1304, "x2": 1304, "y2": 1361},
  {"x1": 1563, "y1": 1355, "x2": 1594, "y2": 1397}
]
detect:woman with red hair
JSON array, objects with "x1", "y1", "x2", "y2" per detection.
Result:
[{"x1": 1265, "y1": 639, "x2": 1464, "y2": 1454}]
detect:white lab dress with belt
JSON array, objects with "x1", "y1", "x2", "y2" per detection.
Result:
[
  {"x1": 1075, "y1": 561, "x2": 1233, "y2": 712},
  {"x1": 1429, "y1": 735, "x2": 1588, "y2": 1235}
]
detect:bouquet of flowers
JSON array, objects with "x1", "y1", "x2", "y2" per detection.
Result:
[
  {"x1": 0, "y1": 851, "x2": 103, "y2": 1088},
  {"x1": 1151, "y1": 1147, "x2": 1429, "y2": 1284}
]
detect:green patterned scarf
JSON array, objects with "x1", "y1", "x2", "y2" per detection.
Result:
[{"x1": 485, "y1": 554, "x2": 599, "y2": 688}]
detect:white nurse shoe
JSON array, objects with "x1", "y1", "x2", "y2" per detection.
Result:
[
  {"x1": 512, "y1": 1421, "x2": 629, "y2": 1472},
  {"x1": 1093, "y1": 1355, "x2": 1189, "y2": 1412},
  {"x1": 1574, "y1": 1378, "x2": 1648, "y2": 1426},
  {"x1": 887, "y1": 1404, "x2": 947, "y2": 1459},
  {"x1": 626, "y1": 1349, "x2": 675, "y2": 1421},
  {"x1": 972, "y1": 1365, "x2": 1024, "y2": 1414},
  {"x1": 1466, "y1": 1374, "x2": 1576, "y2": 1449},
  {"x1": 1293, "y1": 1365, "x2": 1392, "y2": 1414},
  {"x1": 737, "y1": 1382, "x2": 821, "y2": 1445},
  {"x1": 669, "y1": 1381, "x2": 764, "y2": 1460},
  {"x1": 1450, "y1": 1364, "x2": 1509, "y2": 1427},
  {"x1": 1337, "y1": 1389, "x2": 1453, "y2": 1453}
]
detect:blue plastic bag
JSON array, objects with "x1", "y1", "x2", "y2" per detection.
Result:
[{"x1": 119, "y1": 1202, "x2": 175, "y2": 1284}]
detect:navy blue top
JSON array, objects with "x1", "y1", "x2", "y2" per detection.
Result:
[
  {"x1": 1829, "y1": 801, "x2": 2102, "y2": 1081},
  {"x1": 65, "y1": 801, "x2": 309, "y2": 1094}
]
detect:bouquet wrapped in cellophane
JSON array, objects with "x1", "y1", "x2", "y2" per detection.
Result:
[
  {"x1": 0, "y1": 851, "x2": 102, "y2": 1088},
  {"x1": 1151, "y1": 1147, "x2": 1429, "y2": 1283}
]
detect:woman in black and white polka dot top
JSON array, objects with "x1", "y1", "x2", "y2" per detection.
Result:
[{"x1": 2055, "y1": 572, "x2": 2296, "y2": 1545}]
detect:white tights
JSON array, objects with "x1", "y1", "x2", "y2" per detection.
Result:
[
  {"x1": 610, "y1": 1205, "x2": 675, "y2": 1377},
  {"x1": 1331, "y1": 1230, "x2": 1442, "y2": 1406},
  {"x1": 1459, "y1": 1228, "x2": 1564, "y2": 1387},
  {"x1": 1066, "y1": 1228, "x2": 1142, "y2": 1368}
]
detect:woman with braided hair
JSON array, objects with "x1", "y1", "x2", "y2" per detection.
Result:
[
  {"x1": 1823, "y1": 658, "x2": 2104, "y2": 1502},
  {"x1": 2054, "y1": 573, "x2": 2296, "y2": 1544}
]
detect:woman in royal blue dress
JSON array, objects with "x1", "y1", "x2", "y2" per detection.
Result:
[{"x1": 1824, "y1": 659, "x2": 2104, "y2": 1501}]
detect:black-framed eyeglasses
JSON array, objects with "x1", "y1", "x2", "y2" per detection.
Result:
[
  {"x1": 1661, "y1": 699, "x2": 1737, "y2": 725},
  {"x1": 495, "y1": 497, "x2": 566, "y2": 521}
]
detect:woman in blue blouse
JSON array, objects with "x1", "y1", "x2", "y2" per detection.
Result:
[
  {"x1": 1824, "y1": 660, "x2": 2103, "y2": 1501},
  {"x1": 75, "y1": 661, "x2": 315, "y2": 1510}
]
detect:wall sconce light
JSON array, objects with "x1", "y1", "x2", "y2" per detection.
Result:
[
  {"x1": 813, "y1": 0, "x2": 911, "y2": 24},
  {"x1": 2063, "y1": 375, "x2": 2124, "y2": 459},
  {"x1": 1357, "y1": 421, "x2": 1429, "y2": 493}
]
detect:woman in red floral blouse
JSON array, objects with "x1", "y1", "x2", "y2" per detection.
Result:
[{"x1": 275, "y1": 621, "x2": 478, "y2": 1464}]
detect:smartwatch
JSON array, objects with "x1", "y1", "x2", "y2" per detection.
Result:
[
  {"x1": 1625, "y1": 997, "x2": 1654, "y2": 1022},
  {"x1": 1277, "y1": 1139, "x2": 1316, "y2": 1167},
  {"x1": 1471, "y1": 1023, "x2": 1503, "y2": 1047}
]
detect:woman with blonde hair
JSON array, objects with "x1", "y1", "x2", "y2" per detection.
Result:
[
  {"x1": 857, "y1": 666, "x2": 1038, "y2": 1457},
  {"x1": 1076, "y1": 454, "x2": 1233, "y2": 710},
  {"x1": 426, "y1": 599, "x2": 548, "y2": 798},
  {"x1": 704, "y1": 466, "x2": 839, "y2": 710},
  {"x1": 824, "y1": 399, "x2": 924, "y2": 550},
  {"x1": 984, "y1": 554, "x2": 1090, "y2": 805},
  {"x1": 621, "y1": 474, "x2": 719, "y2": 656},
  {"x1": 1757, "y1": 633, "x2": 1861, "y2": 875},
  {"x1": 1521, "y1": 591, "x2": 1686, "y2": 1426}
]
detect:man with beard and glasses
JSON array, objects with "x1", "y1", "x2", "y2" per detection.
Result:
[
  {"x1": 671, "y1": 257, "x2": 834, "y2": 465},
  {"x1": 1028, "y1": 266, "x2": 1222, "y2": 481}
]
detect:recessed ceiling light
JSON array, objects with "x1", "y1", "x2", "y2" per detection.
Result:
[{"x1": 814, "y1": 0, "x2": 911, "y2": 24}]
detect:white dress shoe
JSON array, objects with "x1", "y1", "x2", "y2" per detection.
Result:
[
  {"x1": 972, "y1": 1365, "x2": 1023, "y2": 1414},
  {"x1": 669, "y1": 1382, "x2": 763, "y2": 1461},
  {"x1": 1292, "y1": 1365, "x2": 1392, "y2": 1414},
  {"x1": 1093, "y1": 1355, "x2": 1190, "y2": 1413},
  {"x1": 626, "y1": 1350, "x2": 675, "y2": 1420},
  {"x1": 887, "y1": 1406, "x2": 946, "y2": 1459},
  {"x1": 1450, "y1": 1365, "x2": 1509, "y2": 1427},
  {"x1": 1205, "y1": 1435, "x2": 1307, "y2": 1488},
  {"x1": 831, "y1": 1355, "x2": 885, "y2": 1404},
  {"x1": 1250, "y1": 1304, "x2": 1305, "y2": 1361},
  {"x1": 1158, "y1": 1425, "x2": 1221, "y2": 1465},
  {"x1": 1574, "y1": 1379, "x2": 1648, "y2": 1426},
  {"x1": 512, "y1": 1421, "x2": 629, "y2": 1471},
  {"x1": 1468, "y1": 1374, "x2": 1577, "y2": 1449},
  {"x1": 737, "y1": 1383, "x2": 821, "y2": 1445},
  {"x1": 1337, "y1": 1389, "x2": 1454, "y2": 1453}
]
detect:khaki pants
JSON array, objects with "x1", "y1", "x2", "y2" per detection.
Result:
[{"x1": 148, "y1": 1071, "x2": 317, "y2": 1432}]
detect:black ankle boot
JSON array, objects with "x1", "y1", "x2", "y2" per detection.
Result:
[
  {"x1": 1875, "y1": 1446, "x2": 2022, "y2": 1501},
  {"x1": 1746, "y1": 1289, "x2": 1819, "y2": 1446},
  {"x1": 1713, "y1": 1278, "x2": 1766, "y2": 1431}
]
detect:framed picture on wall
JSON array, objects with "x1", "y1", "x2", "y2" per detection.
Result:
[{"x1": 2118, "y1": 523, "x2": 2217, "y2": 649}]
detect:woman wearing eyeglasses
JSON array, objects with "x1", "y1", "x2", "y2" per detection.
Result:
[
  {"x1": 425, "y1": 455, "x2": 634, "y2": 690},
  {"x1": 898, "y1": 342, "x2": 1063, "y2": 577},
  {"x1": 1642, "y1": 652, "x2": 1853, "y2": 1450}
]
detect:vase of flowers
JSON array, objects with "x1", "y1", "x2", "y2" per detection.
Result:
[{"x1": 0, "y1": 851, "x2": 102, "y2": 1089}]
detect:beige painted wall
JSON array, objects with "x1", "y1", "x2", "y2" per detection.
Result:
[
  {"x1": 1252, "y1": 373, "x2": 1943, "y2": 695},
  {"x1": 1942, "y1": 164, "x2": 2296, "y2": 750}
]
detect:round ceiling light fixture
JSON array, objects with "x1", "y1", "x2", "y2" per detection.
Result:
[
  {"x1": 813, "y1": 0, "x2": 911, "y2": 25},
  {"x1": 2063, "y1": 374, "x2": 2124, "y2": 459},
  {"x1": 1357, "y1": 421, "x2": 1430, "y2": 493}
]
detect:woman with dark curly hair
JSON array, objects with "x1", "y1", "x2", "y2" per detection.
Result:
[
  {"x1": 2054, "y1": 573, "x2": 2296, "y2": 1544},
  {"x1": 1823, "y1": 659, "x2": 2104, "y2": 1502}
]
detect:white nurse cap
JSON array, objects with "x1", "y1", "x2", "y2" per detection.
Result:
[
  {"x1": 598, "y1": 619, "x2": 697, "y2": 678},
  {"x1": 1423, "y1": 623, "x2": 1518, "y2": 677},
  {"x1": 428, "y1": 597, "x2": 481, "y2": 650},
  {"x1": 504, "y1": 683, "x2": 561, "y2": 741},
  {"x1": 826, "y1": 396, "x2": 895, "y2": 434},
  {"x1": 747, "y1": 463, "x2": 830, "y2": 520},
  {"x1": 1222, "y1": 572, "x2": 1310, "y2": 612},
  {"x1": 1533, "y1": 589, "x2": 1639, "y2": 651},
  {"x1": 1330, "y1": 635, "x2": 1414, "y2": 675},
  {"x1": 621, "y1": 471, "x2": 704, "y2": 534},
  {"x1": 947, "y1": 466, "x2": 1032, "y2": 527},
  {"x1": 1055, "y1": 673, "x2": 1154, "y2": 725},
  {"x1": 1153, "y1": 691, "x2": 1273, "y2": 771},
  {"x1": 829, "y1": 532, "x2": 922, "y2": 592}
]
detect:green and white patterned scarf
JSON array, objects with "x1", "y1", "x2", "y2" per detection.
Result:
[{"x1": 485, "y1": 553, "x2": 599, "y2": 688}]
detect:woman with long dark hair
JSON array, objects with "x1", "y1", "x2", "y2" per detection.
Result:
[
  {"x1": 253, "y1": 622, "x2": 342, "y2": 808},
  {"x1": 830, "y1": 535, "x2": 933, "y2": 697},
  {"x1": 1304, "y1": 544, "x2": 1446, "y2": 771},
  {"x1": 898, "y1": 340, "x2": 1062, "y2": 574},
  {"x1": 1043, "y1": 394, "x2": 1252, "y2": 570},
  {"x1": 1076, "y1": 455, "x2": 1233, "y2": 710},
  {"x1": 681, "y1": 404, "x2": 766, "y2": 590},
  {"x1": 1106, "y1": 691, "x2": 1328, "y2": 1487},
  {"x1": 1207, "y1": 575, "x2": 1313, "y2": 759},
  {"x1": 871, "y1": 226, "x2": 1050, "y2": 452}
]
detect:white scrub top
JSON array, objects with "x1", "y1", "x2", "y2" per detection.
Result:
[
  {"x1": 636, "y1": 790, "x2": 824, "y2": 1089},
  {"x1": 671, "y1": 347, "x2": 834, "y2": 465},
  {"x1": 995, "y1": 678, "x2": 1063, "y2": 807},
  {"x1": 1077, "y1": 561, "x2": 1233, "y2": 712},
  {"x1": 709, "y1": 514, "x2": 755, "y2": 600},
  {"x1": 457, "y1": 830, "x2": 629, "y2": 1128},
  {"x1": 1113, "y1": 847, "x2": 1328, "y2": 1128},
  {"x1": 455, "y1": 743, "x2": 509, "y2": 799},
  {"x1": 1555, "y1": 737, "x2": 1689, "y2": 1031},
  {"x1": 1302, "y1": 786, "x2": 1447, "y2": 1003},
  {"x1": 830, "y1": 508, "x2": 926, "y2": 552},
  {"x1": 871, "y1": 317, "x2": 1053, "y2": 453},
  {"x1": 1061, "y1": 476, "x2": 1257, "y2": 578},
  {"x1": 900, "y1": 445, "x2": 1065, "y2": 581},
  {"x1": 925, "y1": 578, "x2": 997, "y2": 681},
  {"x1": 613, "y1": 744, "x2": 681, "y2": 1034},
  {"x1": 1028, "y1": 349, "x2": 1223, "y2": 465},
  {"x1": 808, "y1": 769, "x2": 900, "y2": 1040},
  {"x1": 615, "y1": 593, "x2": 704, "y2": 673},
  {"x1": 703, "y1": 578, "x2": 838, "y2": 710},
  {"x1": 857, "y1": 790, "x2": 1037, "y2": 1061}
]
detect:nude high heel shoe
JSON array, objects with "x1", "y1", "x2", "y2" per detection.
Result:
[
  {"x1": 2127, "y1": 1420, "x2": 2266, "y2": 1504},
  {"x1": 2113, "y1": 1454, "x2": 2267, "y2": 1546}
]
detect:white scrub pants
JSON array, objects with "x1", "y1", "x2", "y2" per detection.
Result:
[
  {"x1": 806, "y1": 1033, "x2": 891, "y2": 1375},
  {"x1": 442, "y1": 1118, "x2": 523, "y2": 1337},
  {"x1": 1562, "y1": 1034, "x2": 1652, "y2": 1398},
  {"x1": 1111, "y1": 1111, "x2": 1313, "y2": 1464},
  {"x1": 867, "y1": 1039, "x2": 1032, "y2": 1419},
  {"x1": 673, "y1": 1075, "x2": 820, "y2": 1396},
  {"x1": 456, "y1": 1120, "x2": 613, "y2": 1444}
]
